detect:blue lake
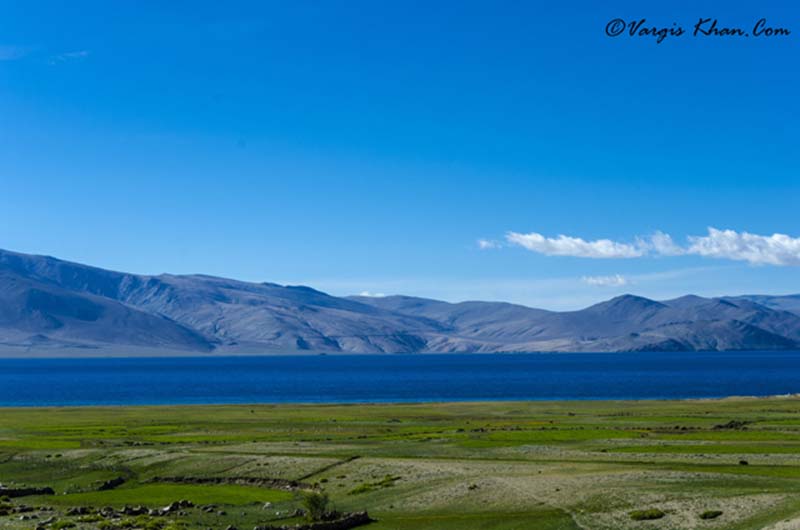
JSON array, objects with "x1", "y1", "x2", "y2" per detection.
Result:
[{"x1": 1, "y1": 352, "x2": 800, "y2": 406}]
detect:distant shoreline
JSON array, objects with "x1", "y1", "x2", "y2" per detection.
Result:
[
  {"x1": 3, "y1": 348, "x2": 800, "y2": 359},
  {"x1": 1, "y1": 393, "x2": 800, "y2": 410}
]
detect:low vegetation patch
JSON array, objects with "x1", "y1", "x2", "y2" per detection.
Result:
[
  {"x1": 699, "y1": 510, "x2": 723, "y2": 520},
  {"x1": 629, "y1": 508, "x2": 666, "y2": 521},
  {"x1": 301, "y1": 491, "x2": 330, "y2": 522},
  {"x1": 348, "y1": 475, "x2": 401, "y2": 495}
]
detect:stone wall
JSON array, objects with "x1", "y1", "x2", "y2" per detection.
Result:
[
  {"x1": 0, "y1": 486, "x2": 55, "y2": 498},
  {"x1": 149, "y1": 476, "x2": 310, "y2": 491}
]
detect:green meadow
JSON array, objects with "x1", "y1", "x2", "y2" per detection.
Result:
[{"x1": 3, "y1": 397, "x2": 800, "y2": 529}]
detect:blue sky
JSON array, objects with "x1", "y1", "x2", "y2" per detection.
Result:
[{"x1": 1, "y1": 1, "x2": 799, "y2": 309}]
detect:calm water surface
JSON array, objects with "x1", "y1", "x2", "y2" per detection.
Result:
[{"x1": 1, "y1": 352, "x2": 799, "y2": 406}]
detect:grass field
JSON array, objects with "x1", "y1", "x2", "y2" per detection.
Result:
[{"x1": 3, "y1": 397, "x2": 800, "y2": 529}]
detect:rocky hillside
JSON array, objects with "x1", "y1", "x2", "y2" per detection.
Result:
[{"x1": 1, "y1": 249, "x2": 799, "y2": 355}]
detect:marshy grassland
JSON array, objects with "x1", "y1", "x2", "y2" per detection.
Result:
[{"x1": 3, "y1": 397, "x2": 800, "y2": 529}]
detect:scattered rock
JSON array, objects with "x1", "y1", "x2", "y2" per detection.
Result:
[
  {"x1": 160, "y1": 501, "x2": 183, "y2": 515},
  {"x1": 121, "y1": 505, "x2": 147, "y2": 516}
]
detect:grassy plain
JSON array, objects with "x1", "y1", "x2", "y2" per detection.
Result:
[{"x1": 2, "y1": 397, "x2": 800, "y2": 529}]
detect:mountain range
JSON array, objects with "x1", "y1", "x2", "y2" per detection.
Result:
[{"x1": 1, "y1": 248, "x2": 800, "y2": 356}]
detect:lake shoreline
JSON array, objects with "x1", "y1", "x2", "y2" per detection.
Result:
[
  {"x1": 2, "y1": 392, "x2": 800, "y2": 410},
  {"x1": 3, "y1": 348, "x2": 800, "y2": 359}
]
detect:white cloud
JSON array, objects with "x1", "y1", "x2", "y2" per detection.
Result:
[
  {"x1": 359, "y1": 291, "x2": 386, "y2": 297},
  {"x1": 502, "y1": 228, "x2": 800, "y2": 266},
  {"x1": 581, "y1": 274, "x2": 628, "y2": 287},
  {"x1": 0, "y1": 47, "x2": 90, "y2": 64},
  {"x1": 477, "y1": 239, "x2": 501, "y2": 250},
  {"x1": 638, "y1": 231, "x2": 685, "y2": 256},
  {"x1": 49, "y1": 50, "x2": 89, "y2": 64},
  {"x1": 506, "y1": 231, "x2": 644, "y2": 258},
  {"x1": 687, "y1": 228, "x2": 800, "y2": 266}
]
